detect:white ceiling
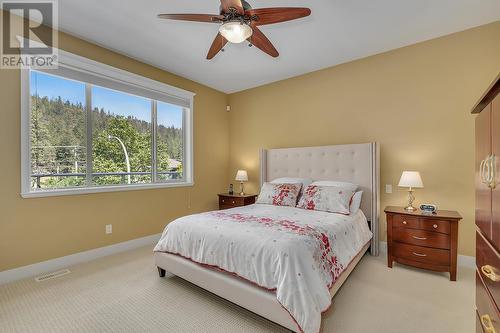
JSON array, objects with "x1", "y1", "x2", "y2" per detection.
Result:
[{"x1": 55, "y1": 0, "x2": 499, "y2": 93}]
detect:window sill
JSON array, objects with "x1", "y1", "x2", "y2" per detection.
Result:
[{"x1": 20, "y1": 181, "x2": 194, "y2": 199}]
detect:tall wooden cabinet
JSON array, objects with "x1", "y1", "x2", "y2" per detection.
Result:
[{"x1": 474, "y1": 74, "x2": 500, "y2": 333}]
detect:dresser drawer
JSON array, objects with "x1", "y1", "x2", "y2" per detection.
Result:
[
  {"x1": 393, "y1": 214, "x2": 419, "y2": 229},
  {"x1": 393, "y1": 228, "x2": 450, "y2": 249},
  {"x1": 476, "y1": 271, "x2": 500, "y2": 333},
  {"x1": 420, "y1": 219, "x2": 450, "y2": 234},
  {"x1": 219, "y1": 196, "x2": 244, "y2": 206},
  {"x1": 393, "y1": 242, "x2": 450, "y2": 266},
  {"x1": 477, "y1": 231, "x2": 500, "y2": 308}
]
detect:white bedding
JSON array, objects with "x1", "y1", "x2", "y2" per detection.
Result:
[{"x1": 154, "y1": 204, "x2": 372, "y2": 333}]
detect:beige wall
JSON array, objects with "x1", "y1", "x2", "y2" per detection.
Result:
[
  {"x1": 0, "y1": 29, "x2": 229, "y2": 271},
  {"x1": 228, "y1": 21, "x2": 500, "y2": 257}
]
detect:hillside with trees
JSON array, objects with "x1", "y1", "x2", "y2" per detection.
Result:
[{"x1": 30, "y1": 95, "x2": 183, "y2": 189}]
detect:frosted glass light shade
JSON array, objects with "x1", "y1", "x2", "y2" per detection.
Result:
[
  {"x1": 219, "y1": 22, "x2": 253, "y2": 44},
  {"x1": 398, "y1": 171, "x2": 424, "y2": 188},
  {"x1": 235, "y1": 170, "x2": 248, "y2": 182}
]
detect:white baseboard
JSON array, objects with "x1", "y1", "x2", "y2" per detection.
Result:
[
  {"x1": 0, "y1": 233, "x2": 162, "y2": 285},
  {"x1": 378, "y1": 241, "x2": 475, "y2": 268}
]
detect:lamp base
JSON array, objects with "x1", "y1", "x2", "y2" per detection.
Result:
[
  {"x1": 404, "y1": 189, "x2": 416, "y2": 212},
  {"x1": 239, "y1": 182, "x2": 245, "y2": 196}
]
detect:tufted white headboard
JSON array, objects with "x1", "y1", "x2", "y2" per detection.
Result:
[{"x1": 259, "y1": 143, "x2": 380, "y2": 255}]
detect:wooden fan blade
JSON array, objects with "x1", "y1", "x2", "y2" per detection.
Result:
[
  {"x1": 157, "y1": 14, "x2": 223, "y2": 23},
  {"x1": 207, "y1": 33, "x2": 228, "y2": 60},
  {"x1": 248, "y1": 25, "x2": 278, "y2": 58},
  {"x1": 246, "y1": 8, "x2": 311, "y2": 26},
  {"x1": 220, "y1": 0, "x2": 244, "y2": 15}
]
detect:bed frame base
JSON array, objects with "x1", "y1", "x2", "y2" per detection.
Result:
[
  {"x1": 157, "y1": 267, "x2": 166, "y2": 277},
  {"x1": 155, "y1": 242, "x2": 370, "y2": 333}
]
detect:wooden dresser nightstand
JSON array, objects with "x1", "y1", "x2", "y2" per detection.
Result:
[
  {"x1": 385, "y1": 206, "x2": 462, "y2": 281},
  {"x1": 218, "y1": 193, "x2": 257, "y2": 210}
]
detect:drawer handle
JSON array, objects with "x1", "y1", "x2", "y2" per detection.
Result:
[
  {"x1": 222, "y1": 199, "x2": 225, "y2": 203},
  {"x1": 412, "y1": 236, "x2": 427, "y2": 240},
  {"x1": 481, "y1": 314, "x2": 497, "y2": 333},
  {"x1": 232, "y1": 201, "x2": 235, "y2": 204},
  {"x1": 433, "y1": 224, "x2": 438, "y2": 229},
  {"x1": 412, "y1": 252, "x2": 427, "y2": 257},
  {"x1": 482, "y1": 265, "x2": 500, "y2": 282},
  {"x1": 402, "y1": 221, "x2": 407, "y2": 225}
]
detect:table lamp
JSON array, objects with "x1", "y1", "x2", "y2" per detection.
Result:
[
  {"x1": 235, "y1": 170, "x2": 248, "y2": 195},
  {"x1": 398, "y1": 171, "x2": 424, "y2": 211}
]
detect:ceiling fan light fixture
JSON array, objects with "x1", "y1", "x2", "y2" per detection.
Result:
[{"x1": 219, "y1": 21, "x2": 253, "y2": 44}]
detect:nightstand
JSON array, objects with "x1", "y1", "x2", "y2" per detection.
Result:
[
  {"x1": 218, "y1": 193, "x2": 257, "y2": 210},
  {"x1": 385, "y1": 206, "x2": 462, "y2": 281}
]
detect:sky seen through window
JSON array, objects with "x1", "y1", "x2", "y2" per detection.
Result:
[{"x1": 30, "y1": 71, "x2": 183, "y2": 129}]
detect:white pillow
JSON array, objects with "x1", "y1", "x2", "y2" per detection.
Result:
[
  {"x1": 271, "y1": 177, "x2": 312, "y2": 189},
  {"x1": 311, "y1": 180, "x2": 357, "y2": 193},
  {"x1": 350, "y1": 191, "x2": 363, "y2": 214}
]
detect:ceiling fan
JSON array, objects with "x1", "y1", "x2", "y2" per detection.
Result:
[{"x1": 158, "y1": 0, "x2": 311, "y2": 59}]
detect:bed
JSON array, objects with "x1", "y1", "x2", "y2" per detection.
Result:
[{"x1": 154, "y1": 143, "x2": 380, "y2": 333}]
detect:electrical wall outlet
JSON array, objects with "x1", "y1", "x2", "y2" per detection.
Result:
[
  {"x1": 385, "y1": 184, "x2": 393, "y2": 194},
  {"x1": 105, "y1": 224, "x2": 112, "y2": 234}
]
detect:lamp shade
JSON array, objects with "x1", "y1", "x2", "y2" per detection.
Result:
[
  {"x1": 235, "y1": 170, "x2": 248, "y2": 182},
  {"x1": 398, "y1": 171, "x2": 424, "y2": 188}
]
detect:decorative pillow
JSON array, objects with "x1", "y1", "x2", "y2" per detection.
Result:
[
  {"x1": 350, "y1": 191, "x2": 363, "y2": 214},
  {"x1": 297, "y1": 185, "x2": 355, "y2": 215},
  {"x1": 256, "y1": 183, "x2": 303, "y2": 207},
  {"x1": 271, "y1": 177, "x2": 312, "y2": 201},
  {"x1": 311, "y1": 180, "x2": 357, "y2": 193}
]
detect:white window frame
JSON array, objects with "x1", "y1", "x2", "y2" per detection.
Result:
[{"x1": 20, "y1": 49, "x2": 195, "y2": 198}]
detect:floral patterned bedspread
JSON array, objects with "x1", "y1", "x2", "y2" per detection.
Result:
[{"x1": 154, "y1": 204, "x2": 372, "y2": 333}]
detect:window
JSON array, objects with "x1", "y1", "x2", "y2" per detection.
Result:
[{"x1": 21, "y1": 50, "x2": 194, "y2": 197}]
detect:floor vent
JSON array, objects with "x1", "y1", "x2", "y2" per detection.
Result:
[{"x1": 35, "y1": 269, "x2": 71, "y2": 282}]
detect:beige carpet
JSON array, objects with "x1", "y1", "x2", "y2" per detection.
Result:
[{"x1": 0, "y1": 246, "x2": 474, "y2": 333}]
